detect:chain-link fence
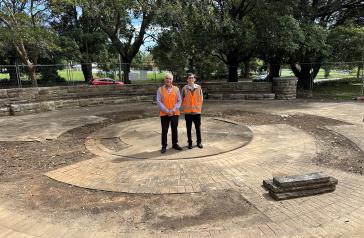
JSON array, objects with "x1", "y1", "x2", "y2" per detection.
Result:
[
  {"x1": 251, "y1": 61, "x2": 364, "y2": 98},
  {"x1": 0, "y1": 63, "x2": 168, "y2": 89},
  {"x1": 1, "y1": 61, "x2": 363, "y2": 98}
]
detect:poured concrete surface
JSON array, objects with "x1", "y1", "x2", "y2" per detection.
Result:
[{"x1": 86, "y1": 117, "x2": 253, "y2": 160}]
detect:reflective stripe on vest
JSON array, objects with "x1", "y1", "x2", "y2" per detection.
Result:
[
  {"x1": 159, "y1": 86, "x2": 180, "y2": 116},
  {"x1": 182, "y1": 85, "x2": 202, "y2": 113}
]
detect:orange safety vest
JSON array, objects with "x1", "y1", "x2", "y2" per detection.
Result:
[
  {"x1": 182, "y1": 85, "x2": 203, "y2": 113},
  {"x1": 159, "y1": 85, "x2": 181, "y2": 116}
]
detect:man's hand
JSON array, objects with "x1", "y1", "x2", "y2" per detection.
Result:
[{"x1": 168, "y1": 110, "x2": 174, "y2": 116}]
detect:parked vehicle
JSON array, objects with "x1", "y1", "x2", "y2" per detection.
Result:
[
  {"x1": 253, "y1": 73, "x2": 269, "y2": 81},
  {"x1": 90, "y1": 78, "x2": 124, "y2": 85}
]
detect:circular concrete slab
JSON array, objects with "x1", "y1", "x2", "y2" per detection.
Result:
[{"x1": 86, "y1": 117, "x2": 253, "y2": 160}]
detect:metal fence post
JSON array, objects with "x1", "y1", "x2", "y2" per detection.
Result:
[
  {"x1": 361, "y1": 55, "x2": 364, "y2": 95},
  {"x1": 15, "y1": 61, "x2": 22, "y2": 88}
]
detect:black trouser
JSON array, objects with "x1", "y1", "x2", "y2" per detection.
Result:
[
  {"x1": 185, "y1": 114, "x2": 201, "y2": 145},
  {"x1": 160, "y1": 115, "x2": 179, "y2": 148}
]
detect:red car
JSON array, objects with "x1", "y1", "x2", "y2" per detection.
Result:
[{"x1": 90, "y1": 78, "x2": 124, "y2": 85}]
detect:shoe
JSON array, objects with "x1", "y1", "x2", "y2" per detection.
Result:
[
  {"x1": 172, "y1": 144, "x2": 183, "y2": 150},
  {"x1": 188, "y1": 144, "x2": 193, "y2": 149},
  {"x1": 197, "y1": 143, "x2": 203, "y2": 149},
  {"x1": 161, "y1": 147, "x2": 166, "y2": 153}
]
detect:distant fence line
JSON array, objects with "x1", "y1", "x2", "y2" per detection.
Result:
[{"x1": 0, "y1": 61, "x2": 363, "y2": 92}]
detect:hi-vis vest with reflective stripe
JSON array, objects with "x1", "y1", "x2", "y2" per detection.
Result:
[
  {"x1": 158, "y1": 85, "x2": 181, "y2": 116},
  {"x1": 182, "y1": 85, "x2": 203, "y2": 113}
]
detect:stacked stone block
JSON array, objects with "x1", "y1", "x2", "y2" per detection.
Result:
[
  {"x1": 263, "y1": 172, "x2": 338, "y2": 200},
  {"x1": 203, "y1": 82, "x2": 275, "y2": 100},
  {"x1": 0, "y1": 80, "x2": 297, "y2": 116},
  {"x1": 272, "y1": 77, "x2": 297, "y2": 99}
]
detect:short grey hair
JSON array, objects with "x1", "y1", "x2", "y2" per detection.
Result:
[{"x1": 164, "y1": 72, "x2": 173, "y2": 80}]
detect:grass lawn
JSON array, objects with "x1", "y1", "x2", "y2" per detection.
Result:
[
  {"x1": 0, "y1": 73, "x2": 8, "y2": 79},
  {"x1": 280, "y1": 68, "x2": 358, "y2": 79},
  {"x1": 57, "y1": 70, "x2": 86, "y2": 81},
  {"x1": 57, "y1": 70, "x2": 165, "y2": 83},
  {"x1": 313, "y1": 80, "x2": 364, "y2": 99}
]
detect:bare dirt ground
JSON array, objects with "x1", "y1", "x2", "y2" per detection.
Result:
[{"x1": 0, "y1": 107, "x2": 363, "y2": 233}]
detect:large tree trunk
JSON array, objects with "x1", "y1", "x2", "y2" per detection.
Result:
[
  {"x1": 324, "y1": 64, "x2": 330, "y2": 78},
  {"x1": 81, "y1": 62, "x2": 93, "y2": 82},
  {"x1": 122, "y1": 63, "x2": 131, "y2": 84},
  {"x1": 228, "y1": 64, "x2": 238, "y2": 82},
  {"x1": 28, "y1": 65, "x2": 37, "y2": 87},
  {"x1": 7, "y1": 66, "x2": 18, "y2": 82},
  {"x1": 268, "y1": 63, "x2": 280, "y2": 81},
  {"x1": 357, "y1": 64, "x2": 362, "y2": 80},
  {"x1": 291, "y1": 63, "x2": 321, "y2": 90},
  {"x1": 7, "y1": 57, "x2": 18, "y2": 82},
  {"x1": 242, "y1": 60, "x2": 250, "y2": 79},
  {"x1": 226, "y1": 57, "x2": 239, "y2": 82}
]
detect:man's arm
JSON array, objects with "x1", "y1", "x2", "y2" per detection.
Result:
[
  {"x1": 200, "y1": 87, "x2": 203, "y2": 103},
  {"x1": 172, "y1": 88, "x2": 182, "y2": 113},
  {"x1": 181, "y1": 86, "x2": 185, "y2": 100},
  {"x1": 156, "y1": 88, "x2": 170, "y2": 113}
]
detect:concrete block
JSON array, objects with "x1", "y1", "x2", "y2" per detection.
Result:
[
  {"x1": 263, "y1": 177, "x2": 338, "y2": 193},
  {"x1": 273, "y1": 172, "x2": 331, "y2": 188},
  {"x1": 270, "y1": 185, "x2": 336, "y2": 200}
]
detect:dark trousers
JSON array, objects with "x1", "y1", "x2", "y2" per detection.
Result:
[
  {"x1": 185, "y1": 114, "x2": 201, "y2": 145},
  {"x1": 160, "y1": 115, "x2": 179, "y2": 148}
]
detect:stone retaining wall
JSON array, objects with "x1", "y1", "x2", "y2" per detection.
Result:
[
  {"x1": 272, "y1": 77, "x2": 297, "y2": 100},
  {"x1": 0, "y1": 80, "x2": 295, "y2": 116}
]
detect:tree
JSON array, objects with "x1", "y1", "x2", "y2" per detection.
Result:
[
  {"x1": 50, "y1": 2, "x2": 108, "y2": 82},
  {"x1": 83, "y1": 0, "x2": 161, "y2": 84},
  {"x1": 0, "y1": 27, "x2": 18, "y2": 83},
  {"x1": 0, "y1": 0, "x2": 58, "y2": 87},
  {"x1": 151, "y1": 1, "x2": 219, "y2": 80},
  {"x1": 290, "y1": 23, "x2": 329, "y2": 90},
  {"x1": 253, "y1": 1, "x2": 303, "y2": 80},
  {"x1": 328, "y1": 24, "x2": 364, "y2": 79},
  {"x1": 203, "y1": 0, "x2": 257, "y2": 82},
  {"x1": 290, "y1": 0, "x2": 364, "y2": 90},
  {"x1": 151, "y1": 31, "x2": 188, "y2": 77}
]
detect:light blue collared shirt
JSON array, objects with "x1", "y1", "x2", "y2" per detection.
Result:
[{"x1": 156, "y1": 85, "x2": 182, "y2": 114}]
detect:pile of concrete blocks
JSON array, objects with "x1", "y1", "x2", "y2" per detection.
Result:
[{"x1": 263, "y1": 172, "x2": 338, "y2": 200}]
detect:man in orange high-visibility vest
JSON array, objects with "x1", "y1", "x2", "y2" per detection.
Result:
[
  {"x1": 156, "y1": 72, "x2": 183, "y2": 154},
  {"x1": 181, "y1": 73, "x2": 203, "y2": 149}
]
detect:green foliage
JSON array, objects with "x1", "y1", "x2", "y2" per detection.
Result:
[
  {"x1": 151, "y1": 31, "x2": 188, "y2": 76},
  {"x1": 253, "y1": 1, "x2": 303, "y2": 64},
  {"x1": 328, "y1": 25, "x2": 364, "y2": 62},
  {"x1": 0, "y1": 0, "x2": 363, "y2": 87},
  {"x1": 131, "y1": 52, "x2": 154, "y2": 70},
  {"x1": 296, "y1": 23, "x2": 329, "y2": 62}
]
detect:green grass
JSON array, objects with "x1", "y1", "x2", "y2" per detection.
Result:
[
  {"x1": 313, "y1": 79, "x2": 363, "y2": 99},
  {"x1": 0, "y1": 72, "x2": 10, "y2": 79},
  {"x1": 131, "y1": 72, "x2": 164, "y2": 84},
  {"x1": 57, "y1": 70, "x2": 165, "y2": 83},
  {"x1": 280, "y1": 68, "x2": 358, "y2": 79},
  {"x1": 57, "y1": 70, "x2": 86, "y2": 81}
]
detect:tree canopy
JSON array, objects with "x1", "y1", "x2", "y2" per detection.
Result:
[{"x1": 0, "y1": 0, "x2": 363, "y2": 88}]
